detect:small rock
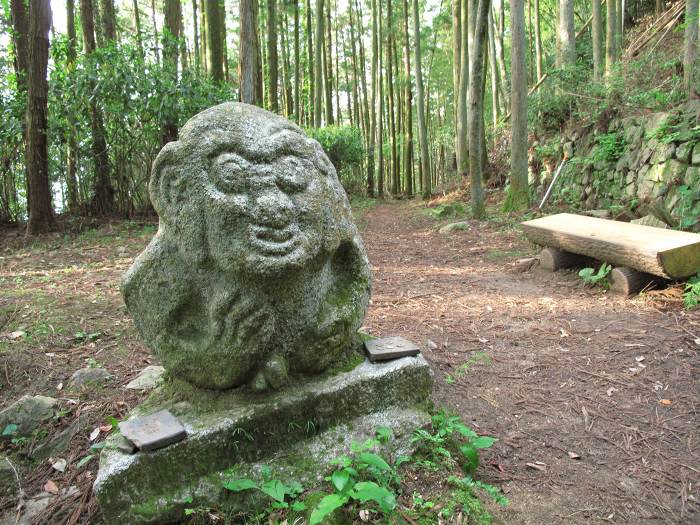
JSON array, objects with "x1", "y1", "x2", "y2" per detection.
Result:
[
  {"x1": 585, "y1": 209, "x2": 611, "y2": 219},
  {"x1": 51, "y1": 458, "x2": 67, "y2": 473},
  {"x1": 427, "y1": 340, "x2": 438, "y2": 351},
  {"x1": 3, "y1": 492, "x2": 53, "y2": 525},
  {"x1": 8, "y1": 330, "x2": 26, "y2": 340},
  {"x1": 31, "y1": 416, "x2": 85, "y2": 461},
  {"x1": 0, "y1": 456, "x2": 17, "y2": 498},
  {"x1": 0, "y1": 395, "x2": 57, "y2": 438},
  {"x1": 692, "y1": 144, "x2": 700, "y2": 166},
  {"x1": 651, "y1": 143, "x2": 675, "y2": 164},
  {"x1": 439, "y1": 221, "x2": 469, "y2": 234},
  {"x1": 630, "y1": 215, "x2": 668, "y2": 229},
  {"x1": 68, "y1": 367, "x2": 112, "y2": 389},
  {"x1": 125, "y1": 366, "x2": 165, "y2": 391},
  {"x1": 676, "y1": 142, "x2": 693, "y2": 163}
]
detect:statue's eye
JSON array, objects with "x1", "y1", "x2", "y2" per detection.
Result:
[{"x1": 213, "y1": 153, "x2": 250, "y2": 192}]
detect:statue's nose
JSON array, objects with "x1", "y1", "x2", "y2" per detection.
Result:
[{"x1": 255, "y1": 188, "x2": 294, "y2": 228}]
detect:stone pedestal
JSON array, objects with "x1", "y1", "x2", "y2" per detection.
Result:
[{"x1": 94, "y1": 355, "x2": 432, "y2": 524}]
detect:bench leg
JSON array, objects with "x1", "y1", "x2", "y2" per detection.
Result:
[
  {"x1": 610, "y1": 267, "x2": 662, "y2": 296},
  {"x1": 539, "y1": 248, "x2": 593, "y2": 272}
]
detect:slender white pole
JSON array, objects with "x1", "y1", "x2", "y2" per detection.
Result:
[{"x1": 539, "y1": 158, "x2": 567, "y2": 209}]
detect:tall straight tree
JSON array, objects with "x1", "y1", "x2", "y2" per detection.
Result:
[
  {"x1": 684, "y1": 0, "x2": 699, "y2": 97},
  {"x1": 80, "y1": 0, "x2": 115, "y2": 215},
  {"x1": 456, "y1": 0, "x2": 469, "y2": 185},
  {"x1": 66, "y1": 0, "x2": 80, "y2": 213},
  {"x1": 533, "y1": 0, "x2": 542, "y2": 81},
  {"x1": 592, "y1": 0, "x2": 602, "y2": 80},
  {"x1": 402, "y1": 0, "x2": 413, "y2": 195},
  {"x1": 505, "y1": 0, "x2": 528, "y2": 211},
  {"x1": 605, "y1": 0, "x2": 616, "y2": 77},
  {"x1": 239, "y1": 0, "x2": 264, "y2": 104},
  {"x1": 10, "y1": 0, "x2": 29, "y2": 95},
  {"x1": 205, "y1": 0, "x2": 224, "y2": 80},
  {"x1": 376, "y1": 0, "x2": 384, "y2": 197},
  {"x1": 492, "y1": 0, "x2": 508, "y2": 94},
  {"x1": 387, "y1": 0, "x2": 399, "y2": 194},
  {"x1": 367, "y1": 0, "x2": 378, "y2": 195},
  {"x1": 412, "y1": 0, "x2": 430, "y2": 197},
  {"x1": 162, "y1": 0, "x2": 181, "y2": 145},
  {"x1": 558, "y1": 0, "x2": 575, "y2": 67},
  {"x1": 314, "y1": 0, "x2": 325, "y2": 126},
  {"x1": 267, "y1": 0, "x2": 279, "y2": 111},
  {"x1": 25, "y1": 0, "x2": 56, "y2": 234},
  {"x1": 101, "y1": 0, "x2": 117, "y2": 40},
  {"x1": 191, "y1": 0, "x2": 200, "y2": 70},
  {"x1": 467, "y1": 0, "x2": 489, "y2": 218},
  {"x1": 307, "y1": 0, "x2": 315, "y2": 125},
  {"x1": 293, "y1": 0, "x2": 301, "y2": 121},
  {"x1": 452, "y1": 0, "x2": 461, "y2": 155},
  {"x1": 323, "y1": 0, "x2": 334, "y2": 124}
]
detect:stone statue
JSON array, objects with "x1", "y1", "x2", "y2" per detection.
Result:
[{"x1": 122, "y1": 103, "x2": 371, "y2": 390}]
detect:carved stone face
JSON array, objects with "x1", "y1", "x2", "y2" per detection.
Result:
[
  {"x1": 122, "y1": 103, "x2": 371, "y2": 391},
  {"x1": 204, "y1": 129, "x2": 329, "y2": 275}
]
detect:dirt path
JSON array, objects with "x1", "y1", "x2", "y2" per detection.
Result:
[{"x1": 360, "y1": 201, "x2": 700, "y2": 524}]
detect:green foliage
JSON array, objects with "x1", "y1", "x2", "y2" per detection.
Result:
[
  {"x1": 683, "y1": 273, "x2": 700, "y2": 309},
  {"x1": 650, "y1": 115, "x2": 700, "y2": 144},
  {"x1": 676, "y1": 185, "x2": 699, "y2": 231},
  {"x1": 578, "y1": 263, "x2": 612, "y2": 288},
  {"x1": 411, "y1": 410, "x2": 497, "y2": 475},
  {"x1": 308, "y1": 433, "x2": 399, "y2": 524},
  {"x1": 222, "y1": 475, "x2": 304, "y2": 512},
  {"x1": 445, "y1": 352, "x2": 492, "y2": 384},
  {"x1": 591, "y1": 132, "x2": 627, "y2": 162},
  {"x1": 1, "y1": 36, "x2": 237, "y2": 221},
  {"x1": 305, "y1": 125, "x2": 365, "y2": 191},
  {"x1": 427, "y1": 202, "x2": 469, "y2": 219},
  {"x1": 2, "y1": 423, "x2": 18, "y2": 436}
]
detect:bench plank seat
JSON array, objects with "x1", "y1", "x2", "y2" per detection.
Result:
[{"x1": 521, "y1": 213, "x2": 700, "y2": 279}]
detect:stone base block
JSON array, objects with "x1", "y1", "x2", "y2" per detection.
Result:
[{"x1": 94, "y1": 356, "x2": 433, "y2": 524}]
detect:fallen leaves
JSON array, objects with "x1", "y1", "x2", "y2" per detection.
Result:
[
  {"x1": 659, "y1": 399, "x2": 673, "y2": 406},
  {"x1": 44, "y1": 480, "x2": 59, "y2": 494}
]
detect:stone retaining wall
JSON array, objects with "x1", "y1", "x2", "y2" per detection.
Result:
[{"x1": 536, "y1": 102, "x2": 700, "y2": 230}]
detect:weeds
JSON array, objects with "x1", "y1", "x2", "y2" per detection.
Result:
[
  {"x1": 211, "y1": 412, "x2": 504, "y2": 524},
  {"x1": 445, "y1": 352, "x2": 492, "y2": 384},
  {"x1": 578, "y1": 263, "x2": 612, "y2": 288},
  {"x1": 683, "y1": 273, "x2": 700, "y2": 309}
]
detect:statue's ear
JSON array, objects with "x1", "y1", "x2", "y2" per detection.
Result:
[{"x1": 149, "y1": 142, "x2": 188, "y2": 220}]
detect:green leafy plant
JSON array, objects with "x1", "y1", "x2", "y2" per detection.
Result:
[
  {"x1": 222, "y1": 475, "x2": 305, "y2": 513},
  {"x1": 578, "y1": 263, "x2": 612, "y2": 288},
  {"x1": 683, "y1": 273, "x2": 700, "y2": 309},
  {"x1": 445, "y1": 352, "x2": 492, "y2": 384},
  {"x1": 411, "y1": 411, "x2": 496, "y2": 475},
  {"x1": 591, "y1": 131, "x2": 627, "y2": 163},
  {"x1": 308, "y1": 431, "x2": 401, "y2": 524}
]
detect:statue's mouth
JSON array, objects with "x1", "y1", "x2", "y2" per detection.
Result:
[{"x1": 249, "y1": 224, "x2": 300, "y2": 255}]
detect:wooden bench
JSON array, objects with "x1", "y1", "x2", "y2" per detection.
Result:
[{"x1": 521, "y1": 213, "x2": 700, "y2": 295}]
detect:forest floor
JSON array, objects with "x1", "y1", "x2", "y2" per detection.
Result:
[{"x1": 0, "y1": 197, "x2": 698, "y2": 524}]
